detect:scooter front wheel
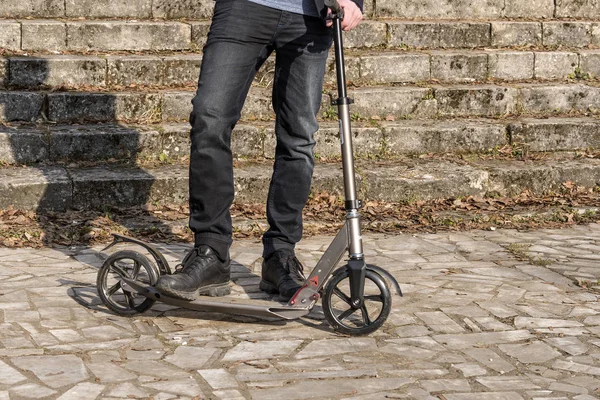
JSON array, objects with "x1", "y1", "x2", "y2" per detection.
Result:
[
  {"x1": 322, "y1": 268, "x2": 392, "y2": 336},
  {"x1": 97, "y1": 250, "x2": 160, "y2": 315}
]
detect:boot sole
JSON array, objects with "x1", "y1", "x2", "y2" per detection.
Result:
[{"x1": 156, "y1": 282, "x2": 231, "y2": 301}]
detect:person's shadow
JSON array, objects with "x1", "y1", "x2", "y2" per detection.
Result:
[{"x1": 0, "y1": 57, "x2": 175, "y2": 240}]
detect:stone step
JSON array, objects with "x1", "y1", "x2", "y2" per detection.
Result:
[
  {"x1": 2, "y1": 19, "x2": 600, "y2": 53},
  {"x1": 0, "y1": 0, "x2": 598, "y2": 20},
  {"x1": 1, "y1": 157, "x2": 599, "y2": 211},
  {"x1": 2, "y1": 50, "x2": 598, "y2": 91},
  {"x1": 2, "y1": 118, "x2": 600, "y2": 165},
  {"x1": 2, "y1": 83, "x2": 600, "y2": 123}
]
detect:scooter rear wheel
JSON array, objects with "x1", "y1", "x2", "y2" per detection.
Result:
[
  {"x1": 97, "y1": 250, "x2": 160, "y2": 315},
  {"x1": 322, "y1": 268, "x2": 392, "y2": 336}
]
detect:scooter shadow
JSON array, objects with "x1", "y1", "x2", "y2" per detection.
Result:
[{"x1": 64, "y1": 257, "x2": 331, "y2": 333}]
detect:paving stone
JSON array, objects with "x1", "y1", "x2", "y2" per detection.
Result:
[
  {"x1": 583, "y1": 315, "x2": 600, "y2": 325},
  {"x1": 548, "y1": 381, "x2": 588, "y2": 394},
  {"x1": 441, "y1": 306, "x2": 490, "y2": 318},
  {"x1": 81, "y1": 325, "x2": 133, "y2": 340},
  {"x1": 453, "y1": 363, "x2": 487, "y2": 377},
  {"x1": 553, "y1": 360, "x2": 600, "y2": 376},
  {"x1": 249, "y1": 378, "x2": 413, "y2": 400},
  {"x1": 87, "y1": 362, "x2": 137, "y2": 383},
  {"x1": 474, "y1": 317, "x2": 512, "y2": 331},
  {"x1": 88, "y1": 350, "x2": 120, "y2": 363},
  {"x1": 421, "y1": 379, "x2": 471, "y2": 392},
  {"x1": 573, "y1": 395, "x2": 598, "y2": 400},
  {"x1": 380, "y1": 343, "x2": 439, "y2": 360},
  {"x1": 437, "y1": 392, "x2": 525, "y2": 400},
  {"x1": 0, "y1": 301, "x2": 29, "y2": 311},
  {"x1": 498, "y1": 341, "x2": 562, "y2": 364},
  {"x1": 30, "y1": 332, "x2": 59, "y2": 347},
  {"x1": 220, "y1": 340, "x2": 302, "y2": 362},
  {"x1": 50, "y1": 329, "x2": 84, "y2": 343},
  {"x1": 0, "y1": 359, "x2": 27, "y2": 385},
  {"x1": 387, "y1": 368, "x2": 449, "y2": 378},
  {"x1": 198, "y1": 369, "x2": 238, "y2": 389},
  {"x1": 476, "y1": 376, "x2": 540, "y2": 390},
  {"x1": 56, "y1": 382, "x2": 105, "y2": 400},
  {"x1": 144, "y1": 379, "x2": 204, "y2": 397},
  {"x1": 107, "y1": 382, "x2": 150, "y2": 398},
  {"x1": 514, "y1": 317, "x2": 584, "y2": 329},
  {"x1": 295, "y1": 338, "x2": 376, "y2": 359},
  {"x1": 9, "y1": 383, "x2": 57, "y2": 399},
  {"x1": 213, "y1": 390, "x2": 245, "y2": 400},
  {"x1": 433, "y1": 330, "x2": 532, "y2": 349},
  {"x1": 388, "y1": 337, "x2": 447, "y2": 352},
  {"x1": 535, "y1": 327, "x2": 590, "y2": 336},
  {"x1": 121, "y1": 360, "x2": 188, "y2": 379},
  {"x1": 164, "y1": 346, "x2": 219, "y2": 369},
  {"x1": 126, "y1": 349, "x2": 165, "y2": 360},
  {"x1": 544, "y1": 337, "x2": 589, "y2": 356},
  {"x1": 416, "y1": 311, "x2": 465, "y2": 333},
  {"x1": 11, "y1": 355, "x2": 88, "y2": 388},
  {"x1": 239, "y1": 368, "x2": 378, "y2": 383},
  {"x1": 463, "y1": 348, "x2": 515, "y2": 374}
]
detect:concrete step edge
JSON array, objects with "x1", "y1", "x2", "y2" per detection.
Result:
[
  {"x1": 3, "y1": 84, "x2": 600, "y2": 124},
  {"x1": 1, "y1": 158, "x2": 599, "y2": 211},
  {"x1": 2, "y1": 117, "x2": 600, "y2": 164},
  {"x1": 2, "y1": 50, "x2": 600, "y2": 90},
  {"x1": 1, "y1": 18, "x2": 600, "y2": 52}
]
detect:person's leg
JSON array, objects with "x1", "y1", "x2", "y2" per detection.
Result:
[
  {"x1": 262, "y1": 13, "x2": 332, "y2": 259},
  {"x1": 260, "y1": 13, "x2": 332, "y2": 301},
  {"x1": 157, "y1": 0, "x2": 282, "y2": 300},
  {"x1": 188, "y1": 0, "x2": 281, "y2": 261}
]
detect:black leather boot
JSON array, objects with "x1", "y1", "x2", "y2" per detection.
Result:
[
  {"x1": 155, "y1": 245, "x2": 231, "y2": 300},
  {"x1": 259, "y1": 250, "x2": 306, "y2": 301}
]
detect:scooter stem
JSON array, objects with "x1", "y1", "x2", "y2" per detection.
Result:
[{"x1": 332, "y1": 16, "x2": 364, "y2": 260}]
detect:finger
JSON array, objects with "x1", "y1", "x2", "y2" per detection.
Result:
[{"x1": 342, "y1": 14, "x2": 361, "y2": 31}]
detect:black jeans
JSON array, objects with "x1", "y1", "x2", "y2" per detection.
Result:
[{"x1": 189, "y1": 0, "x2": 332, "y2": 260}]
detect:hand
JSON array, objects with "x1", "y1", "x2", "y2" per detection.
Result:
[{"x1": 326, "y1": 0, "x2": 363, "y2": 31}]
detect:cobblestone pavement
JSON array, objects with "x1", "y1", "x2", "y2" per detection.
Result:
[{"x1": 2, "y1": 224, "x2": 600, "y2": 400}]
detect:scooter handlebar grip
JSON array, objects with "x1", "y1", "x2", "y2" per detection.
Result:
[{"x1": 324, "y1": 0, "x2": 342, "y2": 14}]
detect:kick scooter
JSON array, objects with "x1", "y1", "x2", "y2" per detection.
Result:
[{"x1": 96, "y1": 0, "x2": 402, "y2": 336}]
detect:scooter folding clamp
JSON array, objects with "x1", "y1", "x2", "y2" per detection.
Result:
[
  {"x1": 332, "y1": 97, "x2": 354, "y2": 106},
  {"x1": 345, "y1": 199, "x2": 362, "y2": 210}
]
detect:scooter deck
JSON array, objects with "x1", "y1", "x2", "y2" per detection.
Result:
[{"x1": 120, "y1": 277, "x2": 312, "y2": 320}]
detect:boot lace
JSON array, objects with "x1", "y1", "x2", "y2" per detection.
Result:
[
  {"x1": 174, "y1": 248, "x2": 205, "y2": 273},
  {"x1": 284, "y1": 255, "x2": 306, "y2": 282}
]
